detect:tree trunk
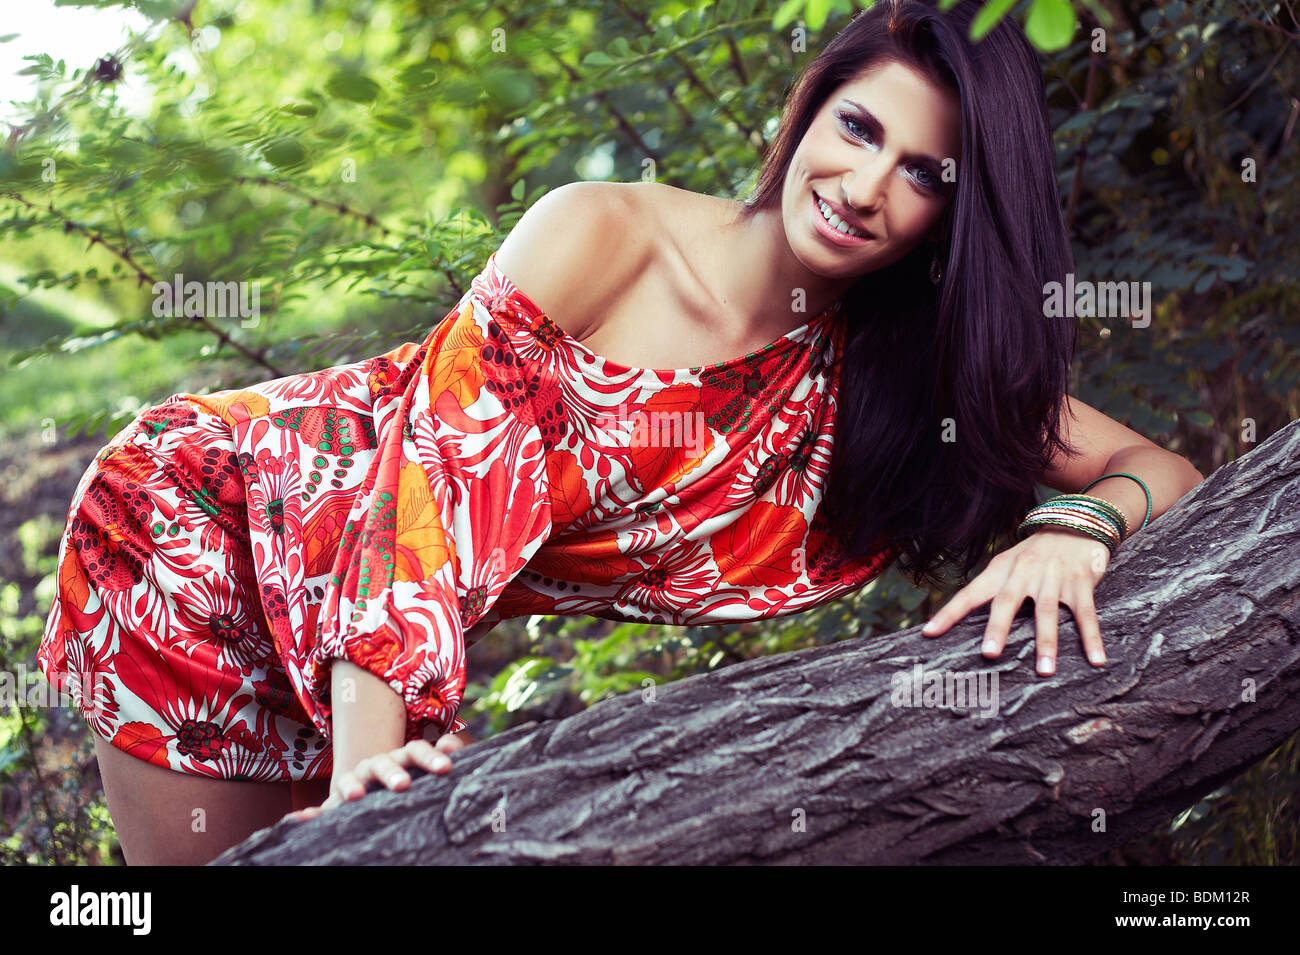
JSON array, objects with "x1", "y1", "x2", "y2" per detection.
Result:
[{"x1": 212, "y1": 419, "x2": 1300, "y2": 865}]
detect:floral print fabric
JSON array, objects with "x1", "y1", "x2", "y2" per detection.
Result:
[{"x1": 38, "y1": 249, "x2": 899, "y2": 781}]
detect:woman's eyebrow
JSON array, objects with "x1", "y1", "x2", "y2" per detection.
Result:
[{"x1": 842, "y1": 99, "x2": 947, "y2": 168}]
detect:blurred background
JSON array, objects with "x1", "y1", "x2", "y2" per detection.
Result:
[{"x1": 0, "y1": 0, "x2": 1296, "y2": 865}]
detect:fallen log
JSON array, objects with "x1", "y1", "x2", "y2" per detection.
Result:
[{"x1": 213, "y1": 418, "x2": 1300, "y2": 865}]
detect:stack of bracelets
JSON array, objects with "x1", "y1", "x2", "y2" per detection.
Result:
[{"x1": 1016, "y1": 472, "x2": 1153, "y2": 559}]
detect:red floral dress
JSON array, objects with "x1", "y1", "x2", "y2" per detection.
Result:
[{"x1": 37, "y1": 249, "x2": 899, "y2": 781}]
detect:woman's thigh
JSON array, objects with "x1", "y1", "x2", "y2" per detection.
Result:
[{"x1": 93, "y1": 734, "x2": 295, "y2": 866}]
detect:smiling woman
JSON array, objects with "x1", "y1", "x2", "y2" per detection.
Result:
[
  {"x1": 739, "y1": 0, "x2": 1081, "y2": 585},
  {"x1": 32, "y1": 0, "x2": 1205, "y2": 867},
  {"x1": 735, "y1": 0, "x2": 1202, "y2": 675}
]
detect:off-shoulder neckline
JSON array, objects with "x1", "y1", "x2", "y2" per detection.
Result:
[{"x1": 484, "y1": 250, "x2": 841, "y2": 378}]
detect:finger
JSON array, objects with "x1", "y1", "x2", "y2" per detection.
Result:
[
  {"x1": 1033, "y1": 559, "x2": 1064, "y2": 676},
  {"x1": 1065, "y1": 577, "x2": 1107, "y2": 666},
  {"x1": 923, "y1": 563, "x2": 1007, "y2": 637},
  {"x1": 922, "y1": 588, "x2": 974, "y2": 637},
  {"x1": 287, "y1": 800, "x2": 327, "y2": 822},
  {"x1": 362, "y1": 752, "x2": 412, "y2": 790},
  {"x1": 329, "y1": 770, "x2": 362, "y2": 801},
  {"x1": 395, "y1": 738, "x2": 453, "y2": 774},
  {"x1": 982, "y1": 559, "x2": 1036, "y2": 657},
  {"x1": 433, "y1": 733, "x2": 468, "y2": 755}
]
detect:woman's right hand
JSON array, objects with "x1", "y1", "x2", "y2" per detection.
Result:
[{"x1": 285, "y1": 736, "x2": 464, "y2": 823}]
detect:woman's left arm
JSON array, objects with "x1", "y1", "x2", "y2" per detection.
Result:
[{"x1": 920, "y1": 398, "x2": 1204, "y2": 676}]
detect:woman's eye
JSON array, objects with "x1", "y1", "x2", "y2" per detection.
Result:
[
  {"x1": 913, "y1": 167, "x2": 934, "y2": 187},
  {"x1": 838, "y1": 112, "x2": 870, "y2": 142}
]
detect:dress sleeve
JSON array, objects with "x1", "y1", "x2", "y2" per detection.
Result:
[{"x1": 305, "y1": 299, "x2": 554, "y2": 744}]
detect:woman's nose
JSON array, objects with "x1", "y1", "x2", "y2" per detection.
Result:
[{"x1": 842, "y1": 158, "x2": 890, "y2": 214}]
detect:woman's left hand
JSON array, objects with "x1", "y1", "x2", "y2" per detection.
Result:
[{"x1": 919, "y1": 529, "x2": 1112, "y2": 675}]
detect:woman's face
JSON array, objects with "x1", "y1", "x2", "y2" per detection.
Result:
[{"x1": 782, "y1": 58, "x2": 961, "y2": 279}]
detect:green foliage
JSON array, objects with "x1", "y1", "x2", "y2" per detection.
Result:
[
  {"x1": 0, "y1": 581, "x2": 118, "y2": 865},
  {"x1": 1, "y1": 0, "x2": 1296, "y2": 864},
  {"x1": 470, "y1": 563, "x2": 941, "y2": 737}
]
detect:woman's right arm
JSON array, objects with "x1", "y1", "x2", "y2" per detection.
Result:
[
  {"x1": 287, "y1": 660, "x2": 460, "y2": 822},
  {"x1": 329, "y1": 659, "x2": 407, "y2": 776}
]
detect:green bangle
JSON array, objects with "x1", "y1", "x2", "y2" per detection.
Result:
[{"x1": 1081, "y1": 472, "x2": 1152, "y2": 531}]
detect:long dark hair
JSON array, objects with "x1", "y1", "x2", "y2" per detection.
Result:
[{"x1": 741, "y1": 0, "x2": 1078, "y2": 589}]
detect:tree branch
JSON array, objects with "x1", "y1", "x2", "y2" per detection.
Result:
[{"x1": 214, "y1": 418, "x2": 1300, "y2": 866}]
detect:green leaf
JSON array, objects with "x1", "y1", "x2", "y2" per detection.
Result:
[
  {"x1": 582, "y1": 51, "x2": 614, "y2": 68},
  {"x1": 261, "y1": 137, "x2": 306, "y2": 168},
  {"x1": 374, "y1": 111, "x2": 413, "y2": 130},
  {"x1": 397, "y1": 61, "x2": 439, "y2": 91},
  {"x1": 0, "y1": 155, "x2": 45, "y2": 184},
  {"x1": 278, "y1": 100, "x2": 318, "y2": 117},
  {"x1": 326, "y1": 70, "x2": 381, "y2": 104},
  {"x1": 188, "y1": 146, "x2": 237, "y2": 183},
  {"x1": 482, "y1": 69, "x2": 537, "y2": 111},
  {"x1": 970, "y1": 0, "x2": 1017, "y2": 41},
  {"x1": 511, "y1": 179, "x2": 525, "y2": 200},
  {"x1": 1055, "y1": 109, "x2": 1098, "y2": 136},
  {"x1": 805, "y1": 0, "x2": 832, "y2": 31},
  {"x1": 1025, "y1": 0, "x2": 1076, "y2": 51},
  {"x1": 773, "y1": 0, "x2": 804, "y2": 31}
]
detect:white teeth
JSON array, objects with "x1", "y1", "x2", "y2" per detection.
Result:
[{"x1": 816, "y1": 197, "x2": 866, "y2": 238}]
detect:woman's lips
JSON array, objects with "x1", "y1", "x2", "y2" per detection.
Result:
[{"x1": 812, "y1": 191, "x2": 871, "y2": 245}]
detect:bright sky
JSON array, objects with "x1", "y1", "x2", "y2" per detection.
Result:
[{"x1": 0, "y1": 0, "x2": 154, "y2": 129}]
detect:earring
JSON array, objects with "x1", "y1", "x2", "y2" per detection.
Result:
[{"x1": 929, "y1": 252, "x2": 944, "y2": 285}]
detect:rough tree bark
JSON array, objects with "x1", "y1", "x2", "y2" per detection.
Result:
[{"x1": 213, "y1": 418, "x2": 1300, "y2": 865}]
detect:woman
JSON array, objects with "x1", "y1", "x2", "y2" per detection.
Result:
[{"x1": 38, "y1": 0, "x2": 1201, "y2": 865}]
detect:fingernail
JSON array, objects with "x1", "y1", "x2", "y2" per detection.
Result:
[
  {"x1": 431, "y1": 754, "x2": 450, "y2": 770},
  {"x1": 1089, "y1": 649, "x2": 1106, "y2": 665},
  {"x1": 981, "y1": 639, "x2": 999, "y2": 655},
  {"x1": 1038, "y1": 656, "x2": 1055, "y2": 675},
  {"x1": 389, "y1": 773, "x2": 406, "y2": 786},
  {"x1": 921, "y1": 620, "x2": 936, "y2": 633}
]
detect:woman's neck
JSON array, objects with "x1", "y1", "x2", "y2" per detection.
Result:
[{"x1": 710, "y1": 199, "x2": 857, "y2": 332}]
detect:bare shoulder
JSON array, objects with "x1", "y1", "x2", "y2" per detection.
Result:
[{"x1": 492, "y1": 181, "x2": 665, "y2": 338}]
